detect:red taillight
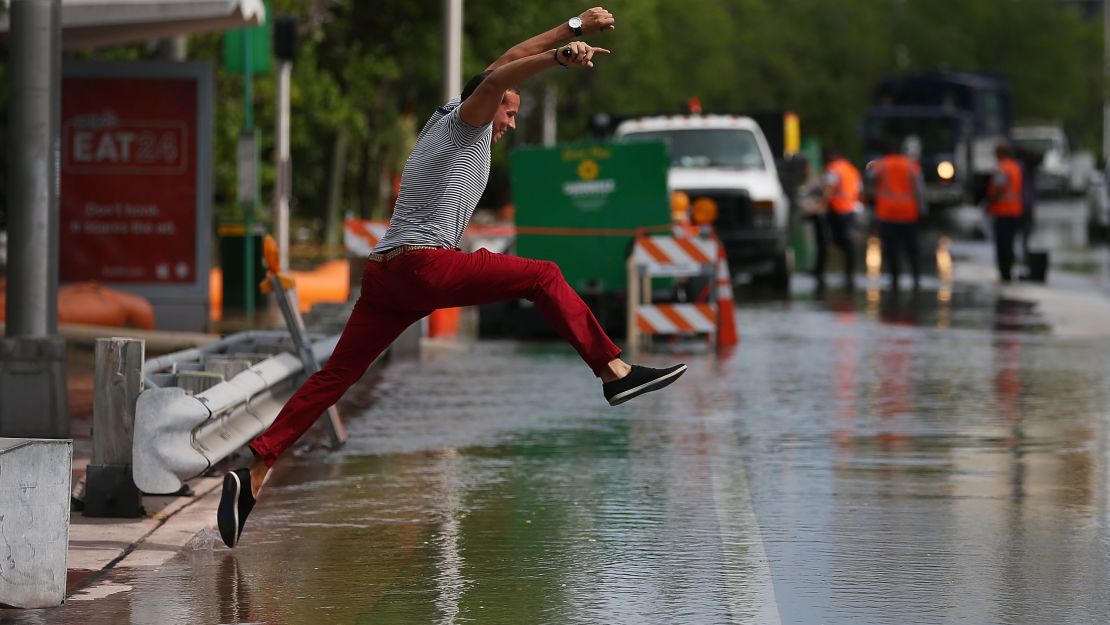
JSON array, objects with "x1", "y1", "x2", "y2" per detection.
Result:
[{"x1": 753, "y1": 200, "x2": 775, "y2": 211}]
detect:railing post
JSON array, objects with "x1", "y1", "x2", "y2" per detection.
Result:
[
  {"x1": 626, "y1": 251, "x2": 640, "y2": 358},
  {"x1": 85, "y1": 337, "x2": 145, "y2": 517}
]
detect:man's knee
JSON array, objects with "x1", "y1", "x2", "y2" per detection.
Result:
[
  {"x1": 530, "y1": 260, "x2": 565, "y2": 296},
  {"x1": 536, "y1": 259, "x2": 562, "y2": 281}
]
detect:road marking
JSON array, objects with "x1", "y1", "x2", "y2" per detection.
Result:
[{"x1": 710, "y1": 445, "x2": 782, "y2": 625}]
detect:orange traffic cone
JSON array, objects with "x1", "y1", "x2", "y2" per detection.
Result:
[
  {"x1": 428, "y1": 307, "x2": 461, "y2": 338},
  {"x1": 715, "y1": 239, "x2": 739, "y2": 348}
]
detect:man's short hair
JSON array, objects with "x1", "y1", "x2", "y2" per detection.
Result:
[
  {"x1": 461, "y1": 70, "x2": 520, "y2": 102},
  {"x1": 995, "y1": 142, "x2": 1012, "y2": 159}
]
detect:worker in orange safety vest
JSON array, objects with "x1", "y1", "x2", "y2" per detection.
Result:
[
  {"x1": 813, "y1": 148, "x2": 862, "y2": 290},
  {"x1": 870, "y1": 136, "x2": 925, "y2": 291},
  {"x1": 987, "y1": 142, "x2": 1024, "y2": 282}
]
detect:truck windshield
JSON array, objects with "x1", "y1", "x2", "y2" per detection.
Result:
[
  {"x1": 864, "y1": 116, "x2": 958, "y2": 155},
  {"x1": 620, "y1": 129, "x2": 766, "y2": 169},
  {"x1": 1013, "y1": 137, "x2": 1057, "y2": 157}
]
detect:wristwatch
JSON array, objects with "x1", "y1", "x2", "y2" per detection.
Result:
[{"x1": 568, "y1": 16, "x2": 583, "y2": 36}]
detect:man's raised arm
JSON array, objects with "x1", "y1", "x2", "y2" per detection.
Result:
[
  {"x1": 461, "y1": 42, "x2": 609, "y2": 129},
  {"x1": 485, "y1": 7, "x2": 615, "y2": 72}
]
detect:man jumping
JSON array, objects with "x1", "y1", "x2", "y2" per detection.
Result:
[{"x1": 218, "y1": 7, "x2": 687, "y2": 549}]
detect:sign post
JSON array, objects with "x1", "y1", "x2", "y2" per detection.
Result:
[{"x1": 224, "y1": 5, "x2": 270, "y2": 326}]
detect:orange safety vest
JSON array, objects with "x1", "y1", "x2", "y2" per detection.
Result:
[
  {"x1": 825, "y1": 158, "x2": 862, "y2": 215},
  {"x1": 873, "y1": 154, "x2": 921, "y2": 223},
  {"x1": 988, "y1": 157, "x2": 1023, "y2": 217}
]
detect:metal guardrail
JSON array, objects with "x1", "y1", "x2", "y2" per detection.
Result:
[{"x1": 132, "y1": 331, "x2": 339, "y2": 494}]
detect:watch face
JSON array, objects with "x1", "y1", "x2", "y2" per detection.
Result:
[{"x1": 569, "y1": 17, "x2": 582, "y2": 29}]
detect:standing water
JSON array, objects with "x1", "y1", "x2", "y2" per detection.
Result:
[{"x1": 8, "y1": 286, "x2": 1110, "y2": 624}]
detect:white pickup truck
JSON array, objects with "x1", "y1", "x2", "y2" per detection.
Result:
[
  {"x1": 614, "y1": 114, "x2": 792, "y2": 290},
  {"x1": 1013, "y1": 124, "x2": 1095, "y2": 196}
]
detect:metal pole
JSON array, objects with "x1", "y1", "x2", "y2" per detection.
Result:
[
  {"x1": 6, "y1": 0, "x2": 60, "y2": 338},
  {"x1": 274, "y1": 60, "x2": 292, "y2": 272},
  {"x1": 442, "y1": 0, "x2": 463, "y2": 102},
  {"x1": 1, "y1": 0, "x2": 68, "y2": 440},
  {"x1": 243, "y1": 28, "x2": 255, "y2": 325},
  {"x1": 1104, "y1": 0, "x2": 1110, "y2": 162},
  {"x1": 542, "y1": 81, "x2": 557, "y2": 146},
  {"x1": 626, "y1": 255, "x2": 639, "y2": 357}
]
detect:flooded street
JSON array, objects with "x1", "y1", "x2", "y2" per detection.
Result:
[{"x1": 14, "y1": 270, "x2": 1110, "y2": 624}]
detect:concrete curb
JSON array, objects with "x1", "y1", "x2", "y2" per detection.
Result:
[{"x1": 66, "y1": 477, "x2": 223, "y2": 595}]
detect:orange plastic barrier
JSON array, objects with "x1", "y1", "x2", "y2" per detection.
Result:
[
  {"x1": 289, "y1": 260, "x2": 349, "y2": 313},
  {"x1": 0, "y1": 280, "x2": 155, "y2": 329},
  {"x1": 211, "y1": 259, "x2": 350, "y2": 319},
  {"x1": 210, "y1": 268, "x2": 223, "y2": 322}
]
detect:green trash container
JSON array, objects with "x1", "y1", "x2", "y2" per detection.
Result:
[{"x1": 218, "y1": 223, "x2": 267, "y2": 310}]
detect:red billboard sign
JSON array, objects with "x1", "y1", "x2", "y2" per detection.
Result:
[{"x1": 60, "y1": 77, "x2": 198, "y2": 283}]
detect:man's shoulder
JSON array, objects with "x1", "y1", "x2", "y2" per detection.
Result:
[{"x1": 436, "y1": 98, "x2": 462, "y2": 116}]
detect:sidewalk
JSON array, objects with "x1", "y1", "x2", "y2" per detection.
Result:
[
  {"x1": 63, "y1": 336, "x2": 227, "y2": 595},
  {"x1": 948, "y1": 239, "x2": 1110, "y2": 339},
  {"x1": 58, "y1": 311, "x2": 406, "y2": 601}
]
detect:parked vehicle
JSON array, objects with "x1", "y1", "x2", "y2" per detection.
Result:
[
  {"x1": 1012, "y1": 123, "x2": 1095, "y2": 196},
  {"x1": 614, "y1": 114, "x2": 793, "y2": 290},
  {"x1": 862, "y1": 71, "x2": 1011, "y2": 209}
]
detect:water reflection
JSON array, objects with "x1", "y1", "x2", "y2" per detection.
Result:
[{"x1": 216, "y1": 556, "x2": 259, "y2": 625}]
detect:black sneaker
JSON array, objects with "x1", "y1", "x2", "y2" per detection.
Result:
[
  {"x1": 603, "y1": 364, "x2": 688, "y2": 406},
  {"x1": 217, "y1": 468, "x2": 256, "y2": 548}
]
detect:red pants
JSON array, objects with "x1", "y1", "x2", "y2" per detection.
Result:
[{"x1": 250, "y1": 248, "x2": 621, "y2": 466}]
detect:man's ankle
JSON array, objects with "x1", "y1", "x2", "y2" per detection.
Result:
[
  {"x1": 601, "y1": 359, "x2": 631, "y2": 383},
  {"x1": 249, "y1": 461, "x2": 269, "y2": 498}
]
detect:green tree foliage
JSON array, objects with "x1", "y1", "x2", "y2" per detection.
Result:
[{"x1": 0, "y1": 0, "x2": 1104, "y2": 235}]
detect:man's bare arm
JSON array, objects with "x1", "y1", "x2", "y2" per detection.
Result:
[
  {"x1": 485, "y1": 7, "x2": 614, "y2": 72},
  {"x1": 462, "y1": 42, "x2": 610, "y2": 128}
]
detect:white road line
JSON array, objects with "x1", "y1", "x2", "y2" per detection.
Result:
[{"x1": 711, "y1": 447, "x2": 782, "y2": 625}]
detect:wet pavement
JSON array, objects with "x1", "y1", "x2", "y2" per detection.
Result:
[{"x1": 9, "y1": 270, "x2": 1110, "y2": 624}]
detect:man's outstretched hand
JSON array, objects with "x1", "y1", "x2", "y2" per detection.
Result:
[
  {"x1": 580, "y1": 7, "x2": 616, "y2": 34},
  {"x1": 559, "y1": 42, "x2": 611, "y2": 69}
]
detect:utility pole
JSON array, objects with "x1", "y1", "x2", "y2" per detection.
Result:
[
  {"x1": 1104, "y1": 0, "x2": 1109, "y2": 161},
  {"x1": 0, "y1": 0, "x2": 69, "y2": 438},
  {"x1": 274, "y1": 60, "x2": 290, "y2": 271},
  {"x1": 273, "y1": 16, "x2": 298, "y2": 272},
  {"x1": 543, "y1": 81, "x2": 558, "y2": 146},
  {"x1": 443, "y1": 0, "x2": 463, "y2": 102},
  {"x1": 240, "y1": 26, "x2": 257, "y2": 325}
]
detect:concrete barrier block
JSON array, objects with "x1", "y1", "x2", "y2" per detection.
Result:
[{"x1": 0, "y1": 438, "x2": 72, "y2": 609}]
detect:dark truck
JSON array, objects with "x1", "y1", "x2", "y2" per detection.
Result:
[{"x1": 862, "y1": 71, "x2": 1012, "y2": 209}]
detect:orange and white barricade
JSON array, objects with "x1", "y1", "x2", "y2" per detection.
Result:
[
  {"x1": 343, "y1": 218, "x2": 390, "y2": 256},
  {"x1": 344, "y1": 218, "x2": 516, "y2": 256},
  {"x1": 626, "y1": 231, "x2": 738, "y2": 352}
]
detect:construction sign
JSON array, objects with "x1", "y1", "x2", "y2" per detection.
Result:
[{"x1": 510, "y1": 141, "x2": 672, "y2": 294}]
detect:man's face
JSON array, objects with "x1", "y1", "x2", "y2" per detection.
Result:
[{"x1": 492, "y1": 91, "x2": 520, "y2": 145}]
